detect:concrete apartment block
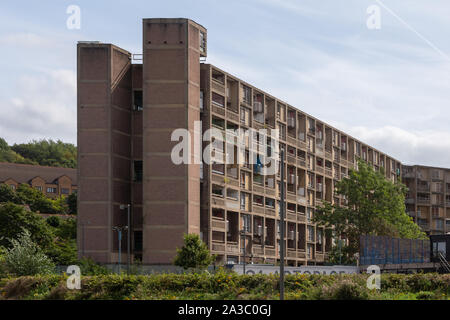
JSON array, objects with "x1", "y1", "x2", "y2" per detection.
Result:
[
  {"x1": 142, "y1": 19, "x2": 205, "y2": 264},
  {"x1": 403, "y1": 165, "x2": 450, "y2": 235},
  {"x1": 78, "y1": 18, "x2": 407, "y2": 266}
]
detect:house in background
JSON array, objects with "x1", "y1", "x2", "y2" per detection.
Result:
[{"x1": 0, "y1": 162, "x2": 77, "y2": 197}]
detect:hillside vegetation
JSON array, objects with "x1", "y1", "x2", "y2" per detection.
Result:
[{"x1": 0, "y1": 138, "x2": 77, "y2": 168}]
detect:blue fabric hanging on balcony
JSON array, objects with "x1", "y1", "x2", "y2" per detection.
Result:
[{"x1": 254, "y1": 155, "x2": 263, "y2": 173}]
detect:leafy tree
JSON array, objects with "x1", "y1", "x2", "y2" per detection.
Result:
[
  {"x1": 173, "y1": 234, "x2": 215, "y2": 271},
  {"x1": 54, "y1": 218, "x2": 77, "y2": 240},
  {"x1": 0, "y1": 203, "x2": 54, "y2": 250},
  {"x1": 0, "y1": 138, "x2": 35, "y2": 165},
  {"x1": 15, "y1": 184, "x2": 63, "y2": 214},
  {"x1": 314, "y1": 160, "x2": 426, "y2": 259},
  {"x1": 11, "y1": 139, "x2": 77, "y2": 168},
  {"x1": 3, "y1": 229, "x2": 55, "y2": 276},
  {"x1": 67, "y1": 192, "x2": 77, "y2": 215},
  {"x1": 0, "y1": 184, "x2": 22, "y2": 204},
  {"x1": 45, "y1": 217, "x2": 77, "y2": 265},
  {"x1": 46, "y1": 216, "x2": 62, "y2": 228}
]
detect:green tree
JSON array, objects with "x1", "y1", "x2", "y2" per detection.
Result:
[
  {"x1": 11, "y1": 139, "x2": 77, "y2": 168},
  {"x1": 15, "y1": 184, "x2": 64, "y2": 214},
  {"x1": 314, "y1": 160, "x2": 426, "y2": 259},
  {"x1": 0, "y1": 184, "x2": 22, "y2": 204},
  {"x1": 45, "y1": 217, "x2": 77, "y2": 265},
  {"x1": 67, "y1": 192, "x2": 77, "y2": 215},
  {"x1": 0, "y1": 203, "x2": 54, "y2": 250},
  {"x1": 3, "y1": 229, "x2": 55, "y2": 276},
  {"x1": 173, "y1": 234, "x2": 215, "y2": 271},
  {"x1": 0, "y1": 138, "x2": 35, "y2": 165}
]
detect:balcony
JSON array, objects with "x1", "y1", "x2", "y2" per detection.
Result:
[
  {"x1": 417, "y1": 185, "x2": 430, "y2": 193},
  {"x1": 417, "y1": 197, "x2": 430, "y2": 205}
]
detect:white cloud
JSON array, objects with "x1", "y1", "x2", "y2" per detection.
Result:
[
  {"x1": 0, "y1": 32, "x2": 55, "y2": 48},
  {"x1": 341, "y1": 125, "x2": 450, "y2": 168},
  {"x1": 0, "y1": 69, "x2": 76, "y2": 145}
]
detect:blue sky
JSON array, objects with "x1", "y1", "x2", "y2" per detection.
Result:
[{"x1": 0, "y1": 0, "x2": 449, "y2": 167}]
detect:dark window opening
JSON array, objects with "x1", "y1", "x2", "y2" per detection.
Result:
[
  {"x1": 134, "y1": 161, "x2": 143, "y2": 182},
  {"x1": 134, "y1": 231, "x2": 143, "y2": 252},
  {"x1": 133, "y1": 90, "x2": 143, "y2": 111}
]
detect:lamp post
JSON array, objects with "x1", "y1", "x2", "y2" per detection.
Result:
[
  {"x1": 240, "y1": 229, "x2": 246, "y2": 275},
  {"x1": 279, "y1": 147, "x2": 285, "y2": 300},
  {"x1": 120, "y1": 204, "x2": 131, "y2": 274},
  {"x1": 113, "y1": 226, "x2": 128, "y2": 274}
]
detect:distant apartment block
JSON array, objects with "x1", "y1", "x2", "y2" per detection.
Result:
[
  {"x1": 0, "y1": 162, "x2": 77, "y2": 197},
  {"x1": 402, "y1": 165, "x2": 450, "y2": 235},
  {"x1": 77, "y1": 18, "x2": 404, "y2": 266}
]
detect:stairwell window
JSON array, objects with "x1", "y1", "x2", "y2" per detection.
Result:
[
  {"x1": 199, "y1": 31, "x2": 206, "y2": 54},
  {"x1": 134, "y1": 161, "x2": 143, "y2": 182},
  {"x1": 133, "y1": 90, "x2": 143, "y2": 111}
]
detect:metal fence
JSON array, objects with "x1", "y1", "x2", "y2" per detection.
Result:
[{"x1": 360, "y1": 235, "x2": 430, "y2": 265}]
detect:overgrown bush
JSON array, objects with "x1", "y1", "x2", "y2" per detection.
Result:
[
  {"x1": 0, "y1": 272, "x2": 449, "y2": 300},
  {"x1": 3, "y1": 230, "x2": 55, "y2": 276}
]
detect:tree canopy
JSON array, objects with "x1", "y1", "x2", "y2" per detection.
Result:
[
  {"x1": 313, "y1": 160, "x2": 426, "y2": 259},
  {"x1": 173, "y1": 234, "x2": 215, "y2": 271},
  {"x1": 0, "y1": 138, "x2": 77, "y2": 168}
]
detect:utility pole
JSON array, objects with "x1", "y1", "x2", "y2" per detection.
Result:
[
  {"x1": 241, "y1": 229, "x2": 246, "y2": 275},
  {"x1": 280, "y1": 148, "x2": 285, "y2": 300},
  {"x1": 113, "y1": 226, "x2": 128, "y2": 274},
  {"x1": 120, "y1": 204, "x2": 131, "y2": 274}
]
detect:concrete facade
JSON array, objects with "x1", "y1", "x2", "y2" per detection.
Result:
[
  {"x1": 403, "y1": 165, "x2": 450, "y2": 235},
  {"x1": 78, "y1": 18, "x2": 407, "y2": 266}
]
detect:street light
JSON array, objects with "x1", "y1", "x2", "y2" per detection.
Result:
[
  {"x1": 112, "y1": 226, "x2": 128, "y2": 274},
  {"x1": 279, "y1": 147, "x2": 286, "y2": 300},
  {"x1": 120, "y1": 204, "x2": 131, "y2": 274},
  {"x1": 240, "y1": 229, "x2": 247, "y2": 275}
]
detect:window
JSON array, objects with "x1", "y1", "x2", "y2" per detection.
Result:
[
  {"x1": 212, "y1": 92, "x2": 225, "y2": 108},
  {"x1": 253, "y1": 194, "x2": 263, "y2": 206},
  {"x1": 134, "y1": 161, "x2": 143, "y2": 182},
  {"x1": 242, "y1": 85, "x2": 251, "y2": 104},
  {"x1": 133, "y1": 90, "x2": 143, "y2": 111},
  {"x1": 212, "y1": 184, "x2": 224, "y2": 197},
  {"x1": 432, "y1": 241, "x2": 446, "y2": 258},
  {"x1": 265, "y1": 197, "x2": 275, "y2": 208},
  {"x1": 35, "y1": 186, "x2": 42, "y2": 192},
  {"x1": 61, "y1": 188, "x2": 70, "y2": 195},
  {"x1": 9, "y1": 184, "x2": 16, "y2": 190},
  {"x1": 199, "y1": 31, "x2": 206, "y2": 54},
  {"x1": 134, "y1": 231, "x2": 143, "y2": 251},
  {"x1": 242, "y1": 214, "x2": 251, "y2": 233},
  {"x1": 199, "y1": 90, "x2": 204, "y2": 110},
  {"x1": 46, "y1": 187, "x2": 56, "y2": 193}
]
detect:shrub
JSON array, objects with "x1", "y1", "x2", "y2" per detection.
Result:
[
  {"x1": 312, "y1": 278, "x2": 370, "y2": 300},
  {"x1": 3, "y1": 230, "x2": 55, "y2": 276},
  {"x1": 77, "y1": 257, "x2": 110, "y2": 276},
  {"x1": 173, "y1": 234, "x2": 215, "y2": 271},
  {"x1": 416, "y1": 291, "x2": 435, "y2": 300}
]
